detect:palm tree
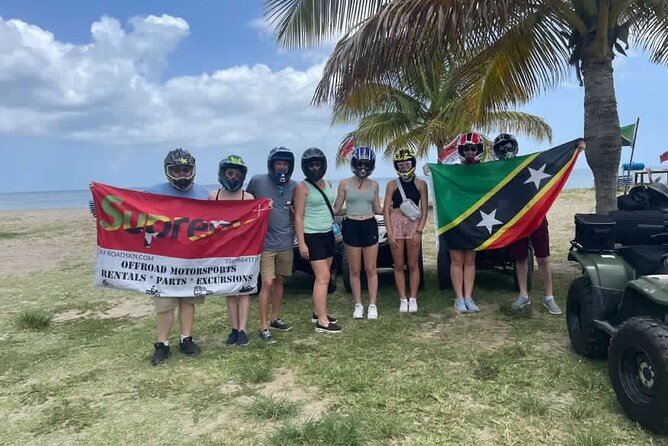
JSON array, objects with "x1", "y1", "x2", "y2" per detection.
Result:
[
  {"x1": 265, "y1": 0, "x2": 668, "y2": 213},
  {"x1": 330, "y1": 62, "x2": 552, "y2": 162}
]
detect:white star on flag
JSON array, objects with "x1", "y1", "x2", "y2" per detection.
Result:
[
  {"x1": 476, "y1": 209, "x2": 503, "y2": 234},
  {"x1": 524, "y1": 164, "x2": 552, "y2": 190}
]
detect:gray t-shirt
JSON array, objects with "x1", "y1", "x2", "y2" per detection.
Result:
[{"x1": 246, "y1": 173, "x2": 296, "y2": 251}]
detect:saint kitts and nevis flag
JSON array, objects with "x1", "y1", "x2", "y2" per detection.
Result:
[
  {"x1": 429, "y1": 139, "x2": 584, "y2": 251},
  {"x1": 90, "y1": 183, "x2": 270, "y2": 297}
]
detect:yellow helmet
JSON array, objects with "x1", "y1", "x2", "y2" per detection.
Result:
[{"x1": 393, "y1": 148, "x2": 416, "y2": 181}]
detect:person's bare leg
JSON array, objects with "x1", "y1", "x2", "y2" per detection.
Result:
[
  {"x1": 259, "y1": 276, "x2": 274, "y2": 331},
  {"x1": 363, "y1": 244, "x2": 379, "y2": 305},
  {"x1": 270, "y1": 275, "x2": 285, "y2": 322},
  {"x1": 178, "y1": 301, "x2": 195, "y2": 336},
  {"x1": 391, "y1": 240, "x2": 407, "y2": 299},
  {"x1": 463, "y1": 250, "x2": 477, "y2": 298},
  {"x1": 346, "y1": 245, "x2": 363, "y2": 305},
  {"x1": 450, "y1": 250, "x2": 465, "y2": 299},
  {"x1": 227, "y1": 296, "x2": 239, "y2": 329},
  {"x1": 156, "y1": 310, "x2": 174, "y2": 342},
  {"x1": 407, "y1": 237, "x2": 421, "y2": 298},
  {"x1": 537, "y1": 256, "x2": 553, "y2": 296},
  {"x1": 238, "y1": 295, "x2": 250, "y2": 332},
  {"x1": 515, "y1": 257, "x2": 529, "y2": 297},
  {"x1": 311, "y1": 259, "x2": 331, "y2": 326}
]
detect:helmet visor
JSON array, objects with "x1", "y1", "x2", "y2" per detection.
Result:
[{"x1": 167, "y1": 164, "x2": 194, "y2": 178}]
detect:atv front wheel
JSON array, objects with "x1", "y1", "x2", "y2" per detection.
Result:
[
  {"x1": 609, "y1": 317, "x2": 668, "y2": 434},
  {"x1": 566, "y1": 276, "x2": 609, "y2": 359}
]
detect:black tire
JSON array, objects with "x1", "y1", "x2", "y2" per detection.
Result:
[
  {"x1": 609, "y1": 317, "x2": 668, "y2": 434},
  {"x1": 437, "y1": 246, "x2": 452, "y2": 290},
  {"x1": 328, "y1": 259, "x2": 338, "y2": 294},
  {"x1": 513, "y1": 246, "x2": 534, "y2": 292},
  {"x1": 566, "y1": 276, "x2": 610, "y2": 359}
]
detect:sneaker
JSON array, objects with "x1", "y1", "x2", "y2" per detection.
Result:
[
  {"x1": 315, "y1": 321, "x2": 342, "y2": 333},
  {"x1": 353, "y1": 304, "x2": 364, "y2": 319},
  {"x1": 270, "y1": 319, "x2": 292, "y2": 331},
  {"x1": 259, "y1": 329, "x2": 277, "y2": 344},
  {"x1": 399, "y1": 298, "x2": 409, "y2": 313},
  {"x1": 408, "y1": 298, "x2": 418, "y2": 314},
  {"x1": 367, "y1": 304, "x2": 378, "y2": 320},
  {"x1": 311, "y1": 313, "x2": 338, "y2": 324},
  {"x1": 236, "y1": 330, "x2": 249, "y2": 346},
  {"x1": 179, "y1": 337, "x2": 201, "y2": 356},
  {"x1": 543, "y1": 296, "x2": 562, "y2": 315},
  {"x1": 225, "y1": 329, "x2": 238, "y2": 347},
  {"x1": 464, "y1": 298, "x2": 480, "y2": 313},
  {"x1": 453, "y1": 298, "x2": 468, "y2": 314},
  {"x1": 511, "y1": 295, "x2": 532, "y2": 310},
  {"x1": 151, "y1": 342, "x2": 171, "y2": 365}
]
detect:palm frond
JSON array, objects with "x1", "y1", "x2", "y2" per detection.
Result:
[
  {"x1": 629, "y1": 1, "x2": 668, "y2": 65},
  {"x1": 478, "y1": 111, "x2": 553, "y2": 142}
]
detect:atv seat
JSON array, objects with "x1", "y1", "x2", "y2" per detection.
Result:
[{"x1": 618, "y1": 245, "x2": 668, "y2": 276}]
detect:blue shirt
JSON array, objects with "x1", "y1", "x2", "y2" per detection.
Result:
[{"x1": 146, "y1": 182, "x2": 209, "y2": 199}]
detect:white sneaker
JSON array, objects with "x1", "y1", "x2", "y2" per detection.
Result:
[
  {"x1": 399, "y1": 298, "x2": 408, "y2": 313},
  {"x1": 408, "y1": 298, "x2": 418, "y2": 314},
  {"x1": 543, "y1": 296, "x2": 562, "y2": 315},
  {"x1": 353, "y1": 303, "x2": 364, "y2": 319},
  {"x1": 367, "y1": 304, "x2": 378, "y2": 320}
]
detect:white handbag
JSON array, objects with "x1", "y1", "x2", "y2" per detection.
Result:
[{"x1": 395, "y1": 179, "x2": 421, "y2": 221}]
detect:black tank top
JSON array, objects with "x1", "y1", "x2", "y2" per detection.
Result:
[{"x1": 391, "y1": 179, "x2": 420, "y2": 209}]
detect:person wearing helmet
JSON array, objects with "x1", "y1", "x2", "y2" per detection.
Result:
[
  {"x1": 246, "y1": 147, "x2": 298, "y2": 343},
  {"x1": 294, "y1": 148, "x2": 341, "y2": 333},
  {"x1": 332, "y1": 146, "x2": 383, "y2": 320},
  {"x1": 449, "y1": 132, "x2": 485, "y2": 315},
  {"x1": 383, "y1": 147, "x2": 428, "y2": 314},
  {"x1": 209, "y1": 155, "x2": 256, "y2": 346},
  {"x1": 147, "y1": 148, "x2": 210, "y2": 365},
  {"x1": 493, "y1": 134, "x2": 561, "y2": 315}
]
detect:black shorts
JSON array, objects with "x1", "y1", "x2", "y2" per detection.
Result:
[
  {"x1": 304, "y1": 231, "x2": 336, "y2": 261},
  {"x1": 342, "y1": 217, "x2": 379, "y2": 248}
]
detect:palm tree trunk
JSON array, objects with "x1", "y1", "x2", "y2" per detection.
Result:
[{"x1": 581, "y1": 50, "x2": 621, "y2": 214}]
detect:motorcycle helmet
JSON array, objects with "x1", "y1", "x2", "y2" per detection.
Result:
[
  {"x1": 350, "y1": 146, "x2": 376, "y2": 179},
  {"x1": 218, "y1": 155, "x2": 248, "y2": 192},
  {"x1": 301, "y1": 147, "x2": 327, "y2": 182},
  {"x1": 267, "y1": 146, "x2": 295, "y2": 184},
  {"x1": 456, "y1": 132, "x2": 484, "y2": 163},
  {"x1": 164, "y1": 148, "x2": 196, "y2": 191},
  {"x1": 393, "y1": 147, "x2": 417, "y2": 181},
  {"x1": 492, "y1": 133, "x2": 519, "y2": 160}
]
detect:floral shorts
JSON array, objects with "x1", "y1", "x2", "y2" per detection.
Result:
[{"x1": 390, "y1": 211, "x2": 419, "y2": 239}]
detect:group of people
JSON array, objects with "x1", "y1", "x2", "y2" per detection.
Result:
[{"x1": 142, "y1": 132, "x2": 559, "y2": 366}]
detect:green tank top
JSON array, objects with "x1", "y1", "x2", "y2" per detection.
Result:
[
  {"x1": 345, "y1": 181, "x2": 374, "y2": 216},
  {"x1": 304, "y1": 181, "x2": 335, "y2": 234}
]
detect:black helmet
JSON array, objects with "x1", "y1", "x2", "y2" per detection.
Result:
[
  {"x1": 493, "y1": 133, "x2": 519, "y2": 160},
  {"x1": 267, "y1": 147, "x2": 295, "y2": 184},
  {"x1": 301, "y1": 147, "x2": 327, "y2": 182},
  {"x1": 350, "y1": 146, "x2": 376, "y2": 179},
  {"x1": 164, "y1": 148, "x2": 196, "y2": 191},
  {"x1": 218, "y1": 155, "x2": 247, "y2": 192}
]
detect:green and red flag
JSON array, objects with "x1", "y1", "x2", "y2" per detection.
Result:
[
  {"x1": 621, "y1": 123, "x2": 636, "y2": 146},
  {"x1": 429, "y1": 139, "x2": 583, "y2": 251}
]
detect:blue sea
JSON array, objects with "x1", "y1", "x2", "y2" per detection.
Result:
[{"x1": 0, "y1": 169, "x2": 595, "y2": 211}]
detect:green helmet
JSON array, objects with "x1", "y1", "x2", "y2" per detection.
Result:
[
  {"x1": 164, "y1": 148, "x2": 196, "y2": 191},
  {"x1": 218, "y1": 155, "x2": 248, "y2": 192}
]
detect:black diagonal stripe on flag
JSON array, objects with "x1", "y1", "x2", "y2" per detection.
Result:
[{"x1": 429, "y1": 139, "x2": 582, "y2": 251}]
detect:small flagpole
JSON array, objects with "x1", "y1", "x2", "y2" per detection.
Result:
[{"x1": 623, "y1": 117, "x2": 640, "y2": 194}]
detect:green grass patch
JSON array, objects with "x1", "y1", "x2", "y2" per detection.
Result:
[
  {"x1": 245, "y1": 395, "x2": 301, "y2": 421},
  {"x1": 14, "y1": 310, "x2": 52, "y2": 330},
  {"x1": 269, "y1": 414, "x2": 361, "y2": 446},
  {"x1": 0, "y1": 231, "x2": 21, "y2": 239}
]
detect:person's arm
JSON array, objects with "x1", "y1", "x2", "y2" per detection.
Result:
[
  {"x1": 332, "y1": 179, "x2": 347, "y2": 215},
  {"x1": 208, "y1": 190, "x2": 217, "y2": 200},
  {"x1": 244, "y1": 191, "x2": 255, "y2": 200},
  {"x1": 372, "y1": 180, "x2": 382, "y2": 215},
  {"x1": 383, "y1": 181, "x2": 396, "y2": 248},
  {"x1": 293, "y1": 183, "x2": 309, "y2": 260},
  {"x1": 416, "y1": 179, "x2": 429, "y2": 234}
]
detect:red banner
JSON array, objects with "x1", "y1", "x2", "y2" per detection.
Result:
[{"x1": 91, "y1": 183, "x2": 271, "y2": 297}]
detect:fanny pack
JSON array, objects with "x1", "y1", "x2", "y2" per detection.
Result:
[
  {"x1": 396, "y1": 179, "x2": 421, "y2": 221},
  {"x1": 306, "y1": 179, "x2": 343, "y2": 243}
]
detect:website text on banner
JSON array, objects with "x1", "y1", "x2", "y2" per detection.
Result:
[
  {"x1": 91, "y1": 182, "x2": 271, "y2": 297},
  {"x1": 429, "y1": 139, "x2": 584, "y2": 251}
]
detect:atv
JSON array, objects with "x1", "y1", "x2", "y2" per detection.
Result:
[{"x1": 566, "y1": 209, "x2": 668, "y2": 433}]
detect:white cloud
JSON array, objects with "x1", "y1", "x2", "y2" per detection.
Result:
[{"x1": 0, "y1": 15, "x2": 344, "y2": 152}]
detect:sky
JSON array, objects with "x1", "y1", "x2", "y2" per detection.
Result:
[{"x1": 0, "y1": 0, "x2": 667, "y2": 193}]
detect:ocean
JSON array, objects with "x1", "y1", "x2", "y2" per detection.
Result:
[{"x1": 0, "y1": 169, "x2": 595, "y2": 211}]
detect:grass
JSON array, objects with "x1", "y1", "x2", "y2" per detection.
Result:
[{"x1": 1, "y1": 192, "x2": 667, "y2": 445}]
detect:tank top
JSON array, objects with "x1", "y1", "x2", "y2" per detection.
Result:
[
  {"x1": 303, "y1": 181, "x2": 335, "y2": 233},
  {"x1": 391, "y1": 178, "x2": 420, "y2": 209},
  {"x1": 215, "y1": 190, "x2": 245, "y2": 200},
  {"x1": 345, "y1": 180, "x2": 374, "y2": 216}
]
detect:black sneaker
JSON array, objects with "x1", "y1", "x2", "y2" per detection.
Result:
[
  {"x1": 259, "y1": 329, "x2": 277, "y2": 344},
  {"x1": 225, "y1": 329, "x2": 238, "y2": 347},
  {"x1": 179, "y1": 336, "x2": 201, "y2": 356},
  {"x1": 315, "y1": 322, "x2": 342, "y2": 334},
  {"x1": 311, "y1": 312, "x2": 338, "y2": 324},
  {"x1": 236, "y1": 330, "x2": 249, "y2": 347},
  {"x1": 270, "y1": 319, "x2": 292, "y2": 331},
  {"x1": 151, "y1": 342, "x2": 171, "y2": 365}
]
